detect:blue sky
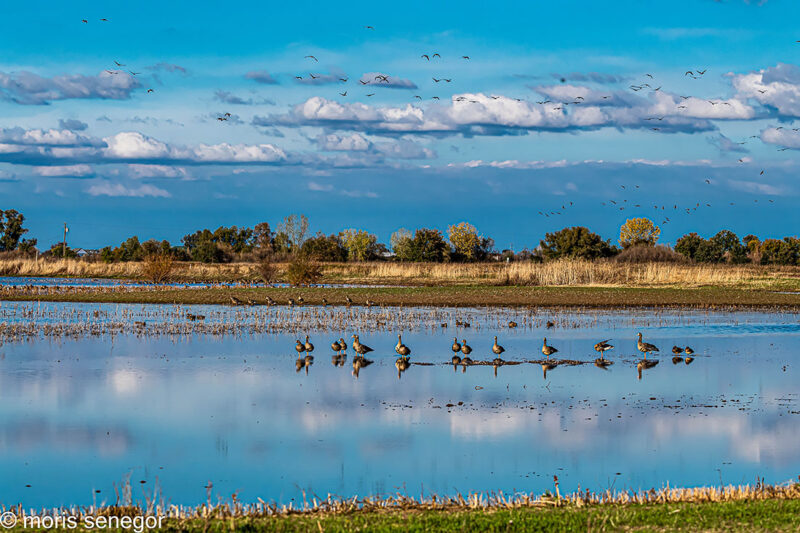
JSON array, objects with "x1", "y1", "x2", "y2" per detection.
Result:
[{"x1": 1, "y1": 0, "x2": 799, "y2": 250}]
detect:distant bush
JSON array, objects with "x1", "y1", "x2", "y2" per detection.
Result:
[
  {"x1": 300, "y1": 233, "x2": 348, "y2": 261},
  {"x1": 141, "y1": 254, "x2": 175, "y2": 283},
  {"x1": 619, "y1": 218, "x2": 660, "y2": 249},
  {"x1": 760, "y1": 237, "x2": 800, "y2": 265},
  {"x1": 613, "y1": 244, "x2": 686, "y2": 263},
  {"x1": 285, "y1": 255, "x2": 322, "y2": 286},
  {"x1": 675, "y1": 230, "x2": 748, "y2": 264}
]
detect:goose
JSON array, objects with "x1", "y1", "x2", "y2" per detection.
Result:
[
  {"x1": 508, "y1": 321, "x2": 518, "y2": 328},
  {"x1": 546, "y1": 321, "x2": 555, "y2": 329},
  {"x1": 295, "y1": 340, "x2": 306, "y2": 354},
  {"x1": 338, "y1": 338, "x2": 347, "y2": 353},
  {"x1": 321, "y1": 297, "x2": 328, "y2": 306},
  {"x1": 365, "y1": 299, "x2": 376, "y2": 307},
  {"x1": 345, "y1": 295, "x2": 353, "y2": 305},
  {"x1": 395, "y1": 334, "x2": 411, "y2": 357},
  {"x1": 684, "y1": 346, "x2": 694, "y2": 355},
  {"x1": 331, "y1": 339, "x2": 343, "y2": 353},
  {"x1": 352, "y1": 334, "x2": 374, "y2": 355},
  {"x1": 287, "y1": 298, "x2": 296, "y2": 306},
  {"x1": 594, "y1": 339, "x2": 613, "y2": 359},
  {"x1": 229, "y1": 295, "x2": 243, "y2": 305},
  {"x1": 304, "y1": 335, "x2": 314, "y2": 353},
  {"x1": 542, "y1": 338, "x2": 558, "y2": 359},
  {"x1": 637, "y1": 333, "x2": 659, "y2": 359},
  {"x1": 297, "y1": 296, "x2": 305, "y2": 305},
  {"x1": 492, "y1": 336, "x2": 505, "y2": 355},
  {"x1": 451, "y1": 337, "x2": 462, "y2": 353},
  {"x1": 672, "y1": 346, "x2": 683, "y2": 354},
  {"x1": 460, "y1": 340, "x2": 472, "y2": 355},
  {"x1": 266, "y1": 296, "x2": 276, "y2": 305}
]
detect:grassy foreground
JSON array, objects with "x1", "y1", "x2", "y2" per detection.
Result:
[
  {"x1": 5, "y1": 497, "x2": 800, "y2": 532},
  {"x1": 3, "y1": 285, "x2": 800, "y2": 309}
]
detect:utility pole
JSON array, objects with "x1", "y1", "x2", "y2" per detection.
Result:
[{"x1": 62, "y1": 222, "x2": 68, "y2": 258}]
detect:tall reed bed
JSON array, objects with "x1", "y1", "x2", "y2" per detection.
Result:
[{"x1": 0, "y1": 257, "x2": 798, "y2": 288}]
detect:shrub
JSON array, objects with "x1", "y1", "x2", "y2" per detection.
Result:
[
  {"x1": 405, "y1": 228, "x2": 449, "y2": 262},
  {"x1": 285, "y1": 255, "x2": 322, "y2": 286},
  {"x1": 675, "y1": 233, "x2": 703, "y2": 260},
  {"x1": 256, "y1": 255, "x2": 278, "y2": 285},
  {"x1": 613, "y1": 244, "x2": 686, "y2": 263},
  {"x1": 301, "y1": 233, "x2": 348, "y2": 261},
  {"x1": 141, "y1": 254, "x2": 175, "y2": 283}
]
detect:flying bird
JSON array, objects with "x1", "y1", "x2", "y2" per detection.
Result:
[
  {"x1": 364, "y1": 25, "x2": 374, "y2": 30},
  {"x1": 147, "y1": 88, "x2": 154, "y2": 93},
  {"x1": 432, "y1": 53, "x2": 441, "y2": 58},
  {"x1": 340, "y1": 91, "x2": 347, "y2": 96},
  {"x1": 421, "y1": 54, "x2": 430, "y2": 61},
  {"x1": 114, "y1": 61, "x2": 125, "y2": 66},
  {"x1": 81, "y1": 19, "x2": 88, "y2": 23},
  {"x1": 462, "y1": 55, "x2": 470, "y2": 59},
  {"x1": 366, "y1": 93, "x2": 375, "y2": 97},
  {"x1": 304, "y1": 55, "x2": 318, "y2": 62}
]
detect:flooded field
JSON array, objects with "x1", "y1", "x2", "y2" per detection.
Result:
[{"x1": 0, "y1": 301, "x2": 798, "y2": 509}]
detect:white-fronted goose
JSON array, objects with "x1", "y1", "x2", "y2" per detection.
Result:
[
  {"x1": 637, "y1": 333, "x2": 659, "y2": 359},
  {"x1": 395, "y1": 334, "x2": 411, "y2": 357},
  {"x1": 304, "y1": 335, "x2": 314, "y2": 353},
  {"x1": 460, "y1": 340, "x2": 472, "y2": 355},
  {"x1": 542, "y1": 338, "x2": 558, "y2": 359},
  {"x1": 492, "y1": 336, "x2": 505, "y2": 355},
  {"x1": 451, "y1": 338, "x2": 461, "y2": 353}
]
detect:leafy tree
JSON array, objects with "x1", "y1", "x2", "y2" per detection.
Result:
[
  {"x1": 48, "y1": 243, "x2": 78, "y2": 258},
  {"x1": 340, "y1": 229, "x2": 380, "y2": 261},
  {"x1": 540, "y1": 226, "x2": 617, "y2": 260},
  {"x1": 447, "y1": 222, "x2": 494, "y2": 261},
  {"x1": 760, "y1": 238, "x2": 800, "y2": 265},
  {"x1": 619, "y1": 218, "x2": 660, "y2": 249},
  {"x1": 390, "y1": 228, "x2": 413, "y2": 261},
  {"x1": 709, "y1": 230, "x2": 747, "y2": 264},
  {"x1": 0, "y1": 209, "x2": 34, "y2": 252},
  {"x1": 212, "y1": 226, "x2": 254, "y2": 253},
  {"x1": 675, "y1": 233, "x2": 704, "y2": 260},
  {"x1": 300, "y1": 233, "x2": 348, "y2": 261},
  {"x1": 406, "y1": 228, "x2": 449, "y2": 262},
  {"x1": 272, "y1": 231, "x2": 292, "y2": 256},
  {"x1": 277, "y1": 214, "x2": 309, "y2": 255},
  {"x1": 253, "y1": 222, "x2": 273, "y2": 256}
]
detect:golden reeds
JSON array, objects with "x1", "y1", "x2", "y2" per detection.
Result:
[{"x1": 1, "y1": 257, "x2": 799, "y2": 288}]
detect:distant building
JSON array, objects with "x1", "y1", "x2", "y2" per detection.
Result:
[{"x1": 74, "y1": 248, "x2": 99, "y2": 258}]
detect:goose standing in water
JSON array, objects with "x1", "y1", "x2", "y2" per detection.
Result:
[
  {"x1": 352, "y1": 334, "x2": 374, "y2": 356},
  {"x1": 542, "y1": 338, "x2": 558, "y2": 360},
  {"x1": 395, "y1": 334, "x2": 411, "y2": 357},
  {"x1": 331, "y1": 338, "x2": 343, "y2": 354},
  {"x1": 637, "y1": 333, "x2": 659, "y2": 359},
  {"x1": 460, "y1": 339, "x2": 472, "y2": 356},
  {"x1": 684, "y1": 346, "x2": 695, "y2": 355},
  {"x1": 345, "y1": 295, "x2": 353, "y2": 306},
  {"x1": 451, "y1": 337, "x2": 461, "y2": 354},
  {"x1": 304, "y1": 335, "x2": 315, "y2": 353},
  {"x1": 229, "y1": 295, "x2": 243, "y2": 306},
  {"x1": 672, "y1": 346, "x2": 683, "y2": 354},
  {"x1": 593, "y1": 339, "x2": 613, "y2": 366},
  {"x1": 492, "y1": 336, "x2": 505, "y2": 356},
  {"x1": 295, "y1": 340, "x2": 306, "y2": 355}
]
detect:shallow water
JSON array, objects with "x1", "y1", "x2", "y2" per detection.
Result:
[
  {"x1": 0, "y1": 301, "x2": 798, "y2": 508},
  {"x1": 0, "y1": 276, "x2": 387, "y2": 289}
]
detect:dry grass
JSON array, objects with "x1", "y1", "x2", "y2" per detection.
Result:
[{"x1": 1, "y1": 257, "x2": 799, "y2": 289}]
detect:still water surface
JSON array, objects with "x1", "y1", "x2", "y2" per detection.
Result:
[{"x1": 0, "y1": 301, "x2": 798, "y2": 508}]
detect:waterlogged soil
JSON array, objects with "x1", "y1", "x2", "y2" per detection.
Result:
[
  {"x1": 0, "y1": 301, "x2": 798, "y2": 509},
  {"x1": 2, "y1": 285, "x2": 800, "y2": 309}
]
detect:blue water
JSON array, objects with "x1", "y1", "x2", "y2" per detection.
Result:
[{"x1": 0, "y1": 301, "x2": 798, "y2": 508}]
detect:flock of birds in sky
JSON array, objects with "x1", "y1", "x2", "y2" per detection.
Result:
[
  {"x1": 290, "y1": 330, "x2": 696, "y2": 380},
  {"x1": 79, "y1": 18, "x2": 787, "y2": 227}
]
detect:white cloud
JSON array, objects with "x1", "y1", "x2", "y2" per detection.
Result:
[
  {"x1": 33, "y1": 164, "x2": 94, "y2": 177},
  {"x1": 0, "y1": 70, "x2": 141, "y2": 105},
  {"x1": 87, "y1": 182, "x2": 171, "y2": 198},
  {"x1": 126, "y1": 164, "x2": 189, "y2": 179}
]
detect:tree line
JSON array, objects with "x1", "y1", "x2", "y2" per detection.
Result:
[{"x1": 1, "y1": 208, "x2": 799, "y2": 266}]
